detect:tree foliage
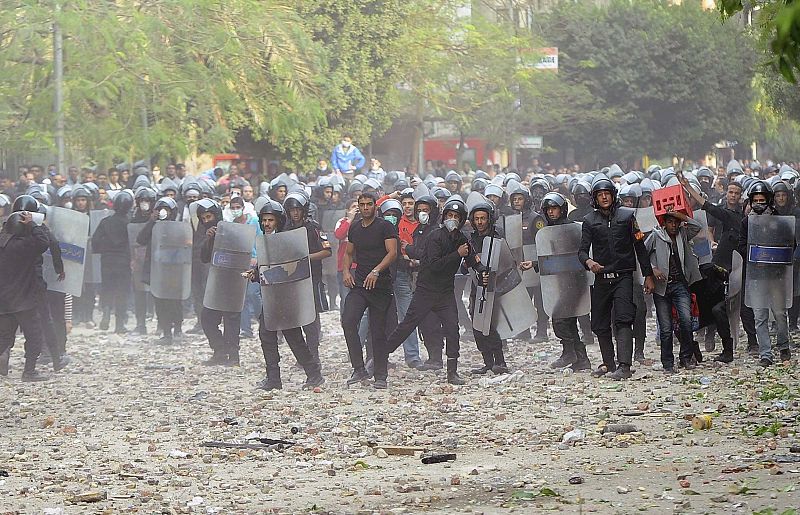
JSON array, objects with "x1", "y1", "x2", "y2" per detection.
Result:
[{"x1": 538, "y1": 0, "x2": 758, "y2": 164}]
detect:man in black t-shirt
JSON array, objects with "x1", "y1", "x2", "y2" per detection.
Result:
[{"x1": 341, "y1": 192, "x2": 399, "y2": 389}]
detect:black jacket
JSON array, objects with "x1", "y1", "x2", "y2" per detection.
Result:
[
  {"x1": 578, "y1": 206, "x2": 653, "y2": 277},
  {"x1": 703, "y1": 200, "x2": 744, "y2": 271},
  {"x1": 92, "y1": 213, "x2": 131, "y2": 277},
  {"x1": 136, "y1": 220, "x2": 156, "y2": 284},
  {"x1": 405, "y1": 223, "x2": 437, "y2": 261},
  {"x1": 417, "y1": 226, "x2": 481, "y2": 293},
  {"x1": 568, "y1": 205, "x2": 592, "y2": 223},
  {"x1": 0, "y1": 225, "x2": 50, "y2": 314},
  {"x1": 34, "y1": 225, "x2": 64, "y2": 290}
]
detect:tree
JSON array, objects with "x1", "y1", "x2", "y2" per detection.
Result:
[
  {"x1": 537, "y1": 0, "x2": 758, "y2": 165},
  {"x1": 0, "y1": 0, "x2": 323, "y2": 166}
]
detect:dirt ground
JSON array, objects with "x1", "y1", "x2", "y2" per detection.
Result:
[{"x1": 1, "y1": 309, "x2": 799, "y2": 514}]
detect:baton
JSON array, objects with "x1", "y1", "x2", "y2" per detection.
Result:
[{"x1": 477, "y1": 229, "x2": 495, "y2": 315}]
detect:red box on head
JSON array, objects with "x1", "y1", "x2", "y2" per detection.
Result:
[{"x1": 653, "y1": 184, "x2": 693, "y2": 225}]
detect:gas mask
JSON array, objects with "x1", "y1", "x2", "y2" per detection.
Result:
[
  {"x1": 443, "y1": 219, "x2": 459, "y2": 232},
  {"x1": 139, "y1": 201, "x2": 151, "y2": 212},
  {"x1": 417, "y1": 211, "x2": 430, "y2": 225},
  {"x1": 751, "y1": 201, "x2": 768, "y2": 215},
  {"x1": 157, "y1": 208, "x2": 169, "y2": 220}
]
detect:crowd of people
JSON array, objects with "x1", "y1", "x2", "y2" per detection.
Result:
[{"x1": 0, "y1": 138, "x2": 797, "y2": 388}]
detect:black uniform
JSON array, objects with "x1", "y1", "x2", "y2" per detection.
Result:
[
  {"x1": 199, "y1": 226, "x2": 242, "y2": 363},
  {"x1": 405, "y1": 221, "x2": 444, "y2": 366},
  {"x1": 578, "y1": 206, "x2": 653, "y2": 371},
  {"x1": 130, "y1": 210, "x2": 152, "y2": 332},
  {"x1": 468, "y1": 225, "x2": 504, "y2": 360},
  {"x1": 522, "y1": 209, "x2": 548, "y2": 340},
  {"x1": 701, "y1": 200, "x2": 756, "y2": 348},
  {"x1": 34, "y1": 225, "x2": 69, "y2": 361},
  {"x1": 0, "y1": 224, "x2": 50, "y2": 375},
  {"x1": 92, "y1": 211, "x2": 132, "y2": 332},
  {"x1": 190, "y1": 220, "x2": 210, "y2": 332},
  {"x1": 386, "y1": 225, "x2": 481, "y2": 366},
  {"x1": 567, "y1": 205, "x2": 594, "y2": 345}
]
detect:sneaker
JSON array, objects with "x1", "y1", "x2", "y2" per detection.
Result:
[
  {"x1": 608, "y1": 366, "x2": 632, "y2": 381},
  {"x1": 418, "y1": 361, "x2": 443, "y2": 371},
  {"x1": 591, "y1": 365, "x2": 611, "y2": 378},
  {"x1": 571, "y1": 359, "x2": 592, "y2": 372},
  {"x1": 760, "y1": 357, "x2": 773, "y2": 367},
  {"x1": 21, "y1": 370, "x2": 49, "y2": 382},
  {"x1": 405, "y1": 360, "x2": 424, "y2": 370},
  {"x1": 303, "y1": 375, "x2": 325, "y2": 390},
  {"x1": 549, "y1": 355, "x2": 576, "y2": 369},
  {"x1": 663, "y1": 367, "x2": 677, "y2": 375},
  {"x1": 678, "y1": 360, "x2": 696, "y2": 370},
  {"x1": 201, "y1": 353, "x2": 227, "y2": 366},
  {"x1": 53, "y1": 354, "x2": 72, "y2": 372},
  {"x1": 346, "y1": 368, "x2": 371, "y2": 385},
  {"x1": 747, "y1": 344, "x2": 759, "y2": 357},
  {"x1": 491, "y1": 364, "x2": 510, "y2": 375},
  {"x1": 779, "y1": 349, "x2": 792, "y2": 362},
  {"x1": 373, "y1": 378, "x2": 388, "y2": 389}
]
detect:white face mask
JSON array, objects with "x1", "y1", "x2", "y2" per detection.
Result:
[
  {"x1": 341, "y1": 140, "x2": 350, "y2": 148},
  {"x1": 139, "y1": 201, "x2": 150, "y2": 212},
  {"x1": 31, "y1": 212, "x2": 45, "y2": 226},
  {"x1": 63, "y1": 201, "x2": 72, "y2": 210},
  {"x1": 158, "y1": 208, "x2": 169, "y2": 220},
  {"x1": 231, "y1": 208, "x2": 244, "y2": 219},
  {"x1": 443, "y1": 218, "x2": 459, "y2": 232},
  {"x1": 417, "y1": 211, "x2": 429, "y2": 225}
]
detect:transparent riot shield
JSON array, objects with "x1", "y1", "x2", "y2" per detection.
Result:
[
  {"x1": 42, "y1": 207, "x2": 89, "y2": 297},
  {"x1": 203, "y1": 221, "x2": 256, "y2": 312},
  {"x1": 257, "y1": 228, "x2": 316, "y2": 331},
  {"x1": 85, "y1": 209, "x2": 111, "y2": 284},
  {"x1": 500, "y1": 213, "x2": 523, "y2": 261},
  {"x1": 635, "y1": 207, "x2": 658, "y2": 234},
  {"x1": 127, "y1": 223, "x2": 149, "y2": 292},
  {"x1": 744, "y1": 215, "x2": 794, "y2": 310},
  {"x1": 728, "y1": 251, "x2": 744, "y2": 350},
  {"x1": 691, "y1": 211, "x2": 714, "y2": 266},
  {"x1": 535, "y1": 223, "x2": 592, "y2": 318},
  {"x1": 150, "y1": 221, "x2": 193, "y2": 300}
]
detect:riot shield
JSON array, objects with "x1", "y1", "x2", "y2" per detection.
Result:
[
  {"x1": 691, "y1": 211, "x2": 713, "y2": 266},
  {"x1": 521, "y1": 244, "x2": 540, "y2": 287},
  {"x1": 795, "y1": 218, "x2": 800, "y2": 296},
  {"x1": 188, "y1": 202, "x2": 200, "y2": 231},
  {"x1": 150, "y1": 221, "x2": 193, "y2": 300},
  {"x1": 535, "y1": 223, "x2": 592, "y2": 318},
  {"x1": 257, "y1": 228, "x2": 316, "y2": 331},
  {"x1": 493, "y1": 282, "x2": 538, "y2": 340},
  {"x1": 472, "y1": 237, "x2": 522, "y2": 336},
  {"x1": 728, "y1": 251, "x2": 743, "y2": 350},
  {"x1": 321, "y1": 209, "x2": 345, "y2": 277},
  {"x1": 42, "y1": 207, "x2": 89, "y2": 297},
  {"x1": 500, "y1": 213, "x2": 523, "y2": 261},
  {"x1": 203, "y1": 221, "x2": 256, "y2": 312},
  {"x1": 635, "y1": 207, "x2": 658, "y2": 234},
  {"x1": 744, "y1": 215, "x2": 794, "y2": 310},
  {"x1": 127, "y1": 223, "x2": 149, "y2": 292},
  {"x1": 85, "y1": 209, "x2": 111, "y2": 284}
]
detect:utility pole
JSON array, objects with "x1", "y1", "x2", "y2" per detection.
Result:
[{"x1": 53, "y1": 3, "x2": 65, "y2": 176}]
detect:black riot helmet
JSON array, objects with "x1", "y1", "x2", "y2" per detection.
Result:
[
  {"x1": 12, "y1": 194, "x2": 40, "y2": 213},
  {"x1": 468, "y1": 200, "x2": 496, "y2": 226},
  {"x1": 441, "y1": 197, "x2": 468, "y2": 230},
  {"x1": 540, "y1": 192, "x2": 568, "y2": 225},
  {"x1": 195, "y1": 198, "x2": 222, "y2": 227},
  {"x1": 413, "y1": 195, "x2": 440, "y2": 226},
  {"x1": 258, "y1": 199, "x2": 286, "y2": 233},
  {"x1": 3, "y1": 212, "x2": 30, "y2": 236},
  {"x1": 471, "y1": 177, "x2": 488, "y2": 194},
  {"x1": 590, "y1": 177, "x2": 618, "y2": 209},
  {"x1": 153, "y1": 197, "x2": 179, "y2": 221},
  {"x1": 112, "y1": 190, "x2": 134, "y2": 214},
  {"x1": 747, "y1": 180, "x2": 773, "y2": 214}
]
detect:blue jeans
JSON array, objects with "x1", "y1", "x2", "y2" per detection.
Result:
[
  {"x1": 653, "y1": 281, "x2": 693, "y2": 368},
  {"x1": 754, "y1": 306, "x2": 790, "y2": 361},
  {"x1": 394, "y1": 270, "x2": 422, "y2": 365},
  {"x1": 240, "y1": 281, "x2": 261, "y2": 335}
]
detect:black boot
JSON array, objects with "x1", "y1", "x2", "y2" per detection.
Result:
[
  {"x1": 549, "y1": 342, "x2": 577, "y2": 369},
  {"x1": 256, "y1": 367, "x2": 282, "y2": 390},
  {"x1": 0, "y1": 349, "x2": 9, "y2": 376},
  {"x1": 99, "y1": 310, "x2": 110, "y2": 331},
  {"x1": 202, "y1": 351, "x2": 227, "y2": 366},
  {"x1": 156, "y1": 328, "x2": 173, "y2": 345},
  {"x1": 447, "y1": 359, "x2": 466, "y2": 385},
  {"x1": 302, "y1": 363, "x2": 325, "y2": 389},
  {"x1": 470, "y1": 352, "x2": 494, "y2": 375},
  {"x1": 22, "y1": 359, "x2": 48, "y2": 382},
  {"x1": 419, "y1": 347, "x2": 443, "y2": 371},
  {"x1": 52, "y1": 354, "x2": 71, "y2": 372},
  {"x1": 225, "y1": 349, "x2": 240, "y2": 367},
  {"x1": 572, "y1": 341, "x2": 591, "y2": 371},
  {"x1": 492, "y1": 348, "x2": 509, "y2": 374},
  {"x1": 173, "y1": 323, "x2": 183, "y2": 340}
]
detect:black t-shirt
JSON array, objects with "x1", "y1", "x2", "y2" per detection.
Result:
[
  {"x1": 348, "y1": 217, "x2": 397, "y2": 290},
  {"x1": 303, "y1": 221, "x2": 329, "y2": 281}
]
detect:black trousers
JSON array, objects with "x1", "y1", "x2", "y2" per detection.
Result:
[
  {"x1": 342, "y1": 287, "x2": 395, "y2": 381},
  {"x1": 134, "y1": 290, "x2": 151, "y2": 329},
  {"x1": 154, "y1": 298, "x2": 183, "y2": 333},
  {"x1": 73, "y1": 284, "x2": 97, "y2": 323},
  {"x1": 0, "y1": 308, "x2": 45, "y2": 372},
  {"x1": 553, "y1": 316, "x2": 581, "y2": 346},
  {"x1": 302, "y1": 313, "x2": 321, "y2": 362},
  {"x1": 201, "y1": 307, "x2": 241, "y2": 354},
  {"x1": 101, "y1": 273, "x2": 131, "y2": 330},
  {"x1": 191, "y1": 263, "x2": 209, "y2": 327},
  {"x1": 387, "y1": 287, "x2": 460, "y2": 361},
  {"x1": 36, "y1": 292, "x2": 61, "y2": 359},
  {"x1": 468, "y1": 289, "x2": 503, "y2": 354},
  {"x1": 258, "y1": 315, "x2": 320, "y2": 372},
  {"x1": 420, "y1": 313, "x2": 444, "y2": 360},
  {"x1": 591, "y1": 274, "x2": 635, "y2": 368},
  {"x1": 47, "y1": 291, "x2": 67, "y2": 355}
]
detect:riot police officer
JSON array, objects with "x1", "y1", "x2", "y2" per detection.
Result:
[{"x1": 578, "y1": 178, "x2": 655, "y2": 380}]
